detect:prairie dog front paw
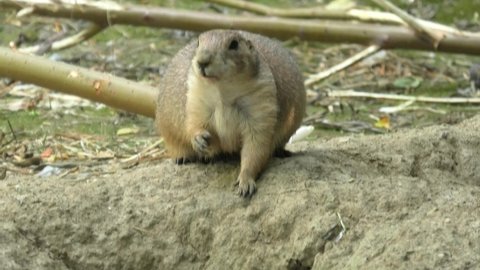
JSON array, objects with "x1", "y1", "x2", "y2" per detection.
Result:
[
  {"x1": 192, "y1": 130, "x2": 211, "y2": 155},
  {"x1": 235, "y1": 175, "x2": 256, "y2": 197}
]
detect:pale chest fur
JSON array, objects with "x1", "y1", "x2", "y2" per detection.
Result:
[
  {"x1": 187, "y1": 78, "x2": 250, "y2": 153},
  {"x1": 212, "y1": 102, "x2": 244, "y2": 152}
]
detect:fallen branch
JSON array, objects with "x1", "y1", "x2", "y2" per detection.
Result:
[
  {"x1": 371, "y1": 0, "x2": 444, "y2": 48},
  {"x1": 327, "y1": 89, "x2": 480, "y2": 104},
  {"x1": 305, "y1": 45, "x2": 382, "y2": 87},
  {"x1": 379, "y1": 101, "x2": 447, "y2": 114},
  {"x1": 1, "y1": 0, "x2": 480, "y2": 55},
  {"x1": 0, "y1": 46, "x2": 157, "y2": 118}
]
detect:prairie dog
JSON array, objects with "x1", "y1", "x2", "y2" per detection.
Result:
[{"x1": 155, "y1": 29, "x2": 306, "y2": 197}]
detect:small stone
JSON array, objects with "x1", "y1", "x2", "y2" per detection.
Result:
[{"x1": 0, "y1": 167, "x2": 6, "y2": 180}]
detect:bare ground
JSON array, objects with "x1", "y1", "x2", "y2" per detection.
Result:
[{"x1": 1, "y1": 115, "x2": 479, "y2": 270}]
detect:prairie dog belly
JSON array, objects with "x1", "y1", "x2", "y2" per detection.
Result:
[{"x1": 212, "y1": 103, "x2": 244, "y2": 153}]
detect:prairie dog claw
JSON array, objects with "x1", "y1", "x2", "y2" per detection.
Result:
[
  {"x1": 235, "y1": 176, "x2": 256, "y2": 198},
  {"x1": 192, "y1": 130, "x2": 211, "y2": 155}
]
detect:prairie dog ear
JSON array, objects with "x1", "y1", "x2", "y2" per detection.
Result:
[
  {"x1": 246, "y1": 40, "x2": 254, "y2": 50},
  {"x1": 228, "y1": 38, "x2": 239, "y2": 51}
]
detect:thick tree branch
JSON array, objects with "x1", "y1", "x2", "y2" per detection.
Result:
[
  {"x1": 206, "y1": 0, "x2": 389, "y2": 22},
  {"x1": 204, "y1": 0, "x2": 406, "y2": 26},
  {"x1": 0, "y1": 47, "x2": 157, "y2": 118},
  {"x1": 205, "y1": 0, "x2": 467, "y2": 36},
  {"x1": 1, "y1": 0, "x2": 480, "y2": 55}
]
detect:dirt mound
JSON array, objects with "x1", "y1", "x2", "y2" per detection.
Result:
[{"x1": 1, "y1": 116, "x2": 479, "y2": 270}]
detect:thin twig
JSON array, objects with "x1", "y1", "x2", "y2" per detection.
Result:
[
  {"x1": 121, "y1": 139, "x2": 164, "y2": 163},
  {"x1": 327, "y1": 89, "x2": 480, "y2": 104},
  {"x1": 335, "y1": 212, "x2": 346, "y2": 242},
  {"x1": 7, "y1": 120, "x2": 17, "y2": 142},
  {"x1": 305, "y1": 45, "x2": 382, "y2": 87},
  {"x1": 18, "y1": 23, "x2": 106, "y2": 54},
  {"x1": 371, "y1": 0, "x2": 444, "y2": 48}
]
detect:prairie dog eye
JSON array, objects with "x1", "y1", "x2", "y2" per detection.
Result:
[{"x1": 228, "y1": 39, "x2": 239, "y2": 50}]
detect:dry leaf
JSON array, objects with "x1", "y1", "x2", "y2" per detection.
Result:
[
  {"x1": 374, "y1": 115, "x2": 391, "y2": 129},
  {"x1": 41, "y1": 147, "x2": 54, "y2": 158},
  {"x1": 117, "y1": 127, "x2": 140, "y2": 136}
]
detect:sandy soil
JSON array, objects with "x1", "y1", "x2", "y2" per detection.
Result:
[{"x1": 1, "y1": 115, "x2": 479, "y2": 270}]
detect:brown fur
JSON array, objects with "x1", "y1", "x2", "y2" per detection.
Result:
[{"x1": 155, "y1": 30, "x2": 306, "y2": 196}]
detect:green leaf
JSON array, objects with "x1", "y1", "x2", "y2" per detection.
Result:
[{"x1": 393, "y1": 76, "x2": 423, "y2": 89}]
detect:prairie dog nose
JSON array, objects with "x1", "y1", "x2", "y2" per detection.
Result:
[
  {"x1": 196, "y1": 51, "x2": 213, "y2": 77},
  {"x1": 198, "y1": 60, "x2": 210, "y2": 71},
  {"x1": 196, "y1": 50, "x2": 213, "y2": 65}
]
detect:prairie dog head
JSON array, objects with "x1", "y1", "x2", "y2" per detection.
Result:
[{"x1": 191, "y1": 30, "x2": 259, "y2": 82}]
